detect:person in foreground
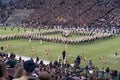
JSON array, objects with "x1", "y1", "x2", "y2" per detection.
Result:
[{"x1": 13, "y1": 60, "x2": 36, "y2": 80}]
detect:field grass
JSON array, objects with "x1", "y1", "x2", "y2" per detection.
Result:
[{"x1": 0, "y1": 26, "x2": 120, "y2": 70}]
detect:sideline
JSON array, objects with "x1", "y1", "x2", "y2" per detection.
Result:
[{"x1": 8, "y1": 53, "x2": 50, "y2": 64}]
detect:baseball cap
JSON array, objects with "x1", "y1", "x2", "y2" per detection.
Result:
[{"x1": 23, "y1": 60, "x2": 36, "y2": 73}]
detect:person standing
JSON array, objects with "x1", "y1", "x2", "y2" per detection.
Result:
[
  {"x1": 100, "y1": 56, "x2": 104, "y2": 64},
  {"x1": 58, "y1": 55, "x2": 61, "y2": 64},
  {"x1": 115, "y1": 52, "x2": 118, "y2": 63},
  {"x1": 62, "y1": 50, "x2": 66, "y2": 60},
  {"x1": 115, "y1": 52, "x2": 118, "y2": 59},
  {"x1": 46, "y1": 48, "x2": 50, "y2": 56},
  {"x1": 76, "y1": 55, "x2": 81, "y2": 65},
  {"x1": 13, "y1": 60, "x2": 36, "y2": 80},
  {"x1": 29, "y1": 37, "x2": 31, "y2": 43}
]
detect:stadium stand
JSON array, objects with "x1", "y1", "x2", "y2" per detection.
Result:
[
  {"x1": 0, "y1": 0, "x2": 119, "y2": 27},
  {"x1": 0, "y1": 0, "x2": 120, "y2": 80},
  {"x1": 0, "y1": 51, "x2": 120, "y2": 80},
  {"x1": 5, "y1": 9, "x2": 35, "y2": 26}
]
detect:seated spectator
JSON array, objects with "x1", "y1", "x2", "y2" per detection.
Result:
[
  {"x1": 38, "y1": 71, "x2": 50, "y2": 80},
  {"x1": 13, "y1": 67, "x2": 24, "y2": 78},
  {"x1": 13, "y1": 60, "x2": 36, "y2": 80},
  {"x1": 0, "y1": 62, "x2": 6, "y2": 80}
]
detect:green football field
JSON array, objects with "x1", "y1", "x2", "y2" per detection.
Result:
[{"x1": 0, "y1": 26, "x2": 120, "y2": 70}]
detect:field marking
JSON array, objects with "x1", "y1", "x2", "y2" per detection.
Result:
[{"x1": 107, "y1": 54, "x2": 120, "y2": 58}]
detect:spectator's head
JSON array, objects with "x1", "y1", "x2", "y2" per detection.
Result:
[
  {"x1": 106, "y1": 67, "x2": 110, "y2": 73},
  {"x1": 10, "y1": 53, "x2": 16, "y2": 59},
  {"x1": 23, "y1": 60, "x2": 36, "y2": 73},
  {"x1": 6, "y1": 59, "x2": 17, "y2": 69},
  {"x1": 38, "y1": 71, "x2": 50, "y2": 80}
]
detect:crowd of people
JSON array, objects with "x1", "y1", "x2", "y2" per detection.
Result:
[
  {"x1": 0, "y1": 50, "x2": 120, "y2": 80},
  {"x1": 0, "y1": 26, "x2": 117, "y2": 45},
  {"x1": 0, "y1": 4, "x2": 13, "y2": 24},
  {"x1": 23, "y1": 0, "x2": 120, "y2": 27},
  {"x1": 0, "y1": 0, "x2": 120, "y2": 80},
  {"x1": 0, "y1": 0, "x2": 119, "y2": 27}
]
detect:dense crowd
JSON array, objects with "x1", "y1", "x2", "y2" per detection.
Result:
[
  {"x1": 0, "y1": 0, "x2": 120, "y2": 27},
  {"x1": 0, "y1": 50, "x2": 120, "y2": 80},
  {"x1": 0, "y1": 0, "x2": 120, "y2": 80},
  {"x1": 0, "y1": 4, "x2": 13, "y2": 24},
  {"x1": 24, "y1": 0, "x2": 120, "y2": 27}
]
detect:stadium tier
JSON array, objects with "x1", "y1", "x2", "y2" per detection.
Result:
[{"x1": 0, "y1": 0, "x2": 119, "y2": 27}]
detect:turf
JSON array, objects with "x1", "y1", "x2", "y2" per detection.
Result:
[{"x1": 0, "y1": 26, "x2": 120, "y2": 70}]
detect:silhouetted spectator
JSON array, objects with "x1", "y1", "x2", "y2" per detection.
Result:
[
  {"x1": 62, "y1": 50, "x2": 66, "y2": 60},
  {"x1": 76, "y1": 55, "x2": 81, "y2": 65}
]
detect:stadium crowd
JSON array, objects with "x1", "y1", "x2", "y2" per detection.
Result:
[
  {"x1": 0, "y1": 4, "x2": 13, "y2": 24},
  {"x1": 0, "y1": 0, "x2": 120, "y2": 79},
  {"x1": 23, "y1": 0, "x2": 120, "y2": 28},
  {"x1": 0, "y1": 0, "x2": 119, "y2": 27},
  {"x1": 0, "y1": 50, "x2": 120, "y2": 80}
]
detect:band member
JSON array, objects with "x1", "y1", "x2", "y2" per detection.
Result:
[
  {"x1": 115, "y1": 52, "x2": 118, "y2": 59},
  {"x1": 46, "y1": 48, "x2": 50, "y2": 56},
  {"x1": 31, "y1": 47, "x2": 35, "y2": 54},
  {"x1": 29, "y1": 37, "x2": 31, "y2": 43},
  {"x1": 58, "y1": 55, "x2": 61, "y2": 64},
  {"x1": 84, "y1": 56, "x2": 87, "y2": 64}
]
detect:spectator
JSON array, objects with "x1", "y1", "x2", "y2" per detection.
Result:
[
  {"x1": 75, "y1": 55, "x2": 81, "y2": 65},
  {"x1": 105, "y1": 67, "x2": 110, "y2": 80},
  {"x1": 13, "y1": 67, "x2": 24, "y2": 78},
  {"x1": 38, "y1": 71, "x2": 50, "y2": 80},
  {"x1": 13, "y1": 60, "x2": 36, "y2": 80},
  {"x1": 0, "y1": 62, "x2": 6, "y2": 80},
  {"x1": 62, "y1": 50, "x2": 66, "y2": 60}
]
